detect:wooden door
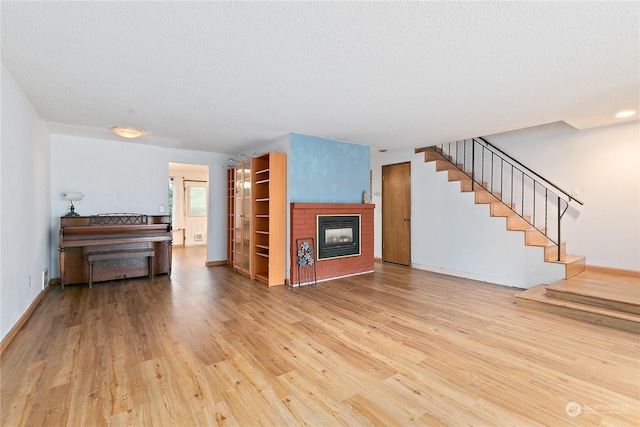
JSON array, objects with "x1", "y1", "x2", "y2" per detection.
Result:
[{"x1": 382, "y1": 162, "x2": 411, "y2": 265}]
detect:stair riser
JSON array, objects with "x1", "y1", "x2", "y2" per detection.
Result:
[
  {"x1": 490, "y1": 204, "x2": 514, "y2": 217},
  {"x1": 507, "y1": 216, "x2": 532, "y2": 231},
  {"x1": 447, "y1": 169, "x2": 470, "y2": 182},
  {"x1": 516, "y1": 298, "x2": 640, "y2": 334},
  {"x1": 565, "y1": 259, "x2": 586, "y2": 279},
  {"x1": 435, "y1": 160, "x2": 458, "y2": 172},
  {"x1": 460, "y1": 181, "x2": 488, "y2": 192},
  {"x1": 425, "y1": 151, "x2": 451, "y2": 162},
  {"x1": 546, "y1": 290, "x2": 640, "y2": 315},
  {"x1": 544, "y1": 243, "x2": 567, "y2": 260},
  {"x1": 525, "y1": 229, "x2": 547, "y2": 242},
  {"x1": 475, "y1": 191, "x2": 501, "y2": 204}
]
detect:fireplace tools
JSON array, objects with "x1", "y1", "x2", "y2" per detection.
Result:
[{"x1": 296, "y1": 238, "x2": 317, "y2": 287}]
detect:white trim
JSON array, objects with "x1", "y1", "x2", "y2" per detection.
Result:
[{"x1": 412, "y1": 263, "x2": 525, "y2": 288}]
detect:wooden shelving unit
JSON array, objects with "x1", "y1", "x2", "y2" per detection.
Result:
[
  {"x1": 226, "y1": 167, "x2": 235, "y2": 266},
  {"x1": 251, "y1": 152, "x2": 287, "y2": 286}
]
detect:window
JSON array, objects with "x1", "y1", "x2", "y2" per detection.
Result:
[{"x1": 189, "y1": 185, "x2": 207, "y2": 216}]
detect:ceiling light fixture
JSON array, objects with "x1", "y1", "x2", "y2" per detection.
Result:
[
  {"x1": 615, "y1": 110, "x2": 636, "y2": 119},
  {"x1": 111, "y1": 126, "x2": 144, "y2": 138}
]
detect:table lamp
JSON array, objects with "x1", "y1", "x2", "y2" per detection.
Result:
[{"x1": 62, "y1": 192, "x2": 84, "y2": 216}]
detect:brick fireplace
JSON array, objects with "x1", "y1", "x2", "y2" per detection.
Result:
[{"x1": 290, "y1": 203, "x2": 374, "y2": 286}]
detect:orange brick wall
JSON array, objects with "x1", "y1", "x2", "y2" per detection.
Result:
[{"x1": 290, "y1": 203, "x2": 375, "y2": 286}]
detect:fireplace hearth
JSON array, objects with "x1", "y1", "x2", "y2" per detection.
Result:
[{"x1": 317, "y1": 215, "x2": 360, "y2": 260}]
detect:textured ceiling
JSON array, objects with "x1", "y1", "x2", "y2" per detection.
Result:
[{"x1": 2, "y1": 1, "x2": 638, "y2": 154}]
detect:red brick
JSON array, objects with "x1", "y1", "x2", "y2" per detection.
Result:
[{"x1": 291, "y1": 203, "x2": 374, "y2": 285}]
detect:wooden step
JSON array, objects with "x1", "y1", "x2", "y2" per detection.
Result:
[
  {"x1": 447, "y1": 169, "x2": 471, "y2": 182},
  {"x1": 424, "y1": 150, "x2": 440, "y2": 162},
  {"x1": 542, "y1": 241, "x2": 567, "y2": 261},
  {"x1": 547, "y1": 286, "x2": 640, "y2": 315},
  {"x1": 490, "y1": 202, "x2": 515, "y2": 217},
  {"x1": 515, "y1": 284, "x2": 640, "y2": 334},
  {"x1": 547, "y1": 254, "x2": 586, "y2": 279},
  {"x1": 525, "y1": 229, "x2": 552, "y2": 246},
  {"x1": 460, "y1": 180, "x2": 488, "y2": 192},
  {"x1": 546, "y1": 271, "x2": 640, "y2": 314},
  {"x1": 506, "y1": 215, "x2": 532, "y2": 231},
  {"x1": 435, "y1": 159, "x2": 460, "y2": 172},
  {"x1": 475, "y1": 189, "x2": 501, "y2": 204},
  {"x1": 424, "y1": 149, "x2": 451, "y2": 163}
]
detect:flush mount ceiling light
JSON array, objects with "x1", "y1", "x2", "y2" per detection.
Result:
[
  {"x1": 111, "y1": 126, "x2": 144, "y2": 138},
  {"x1": 615, "y1": 110, "x2": 636, "y2": 119}
]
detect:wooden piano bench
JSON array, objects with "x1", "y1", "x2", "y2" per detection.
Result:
[{"x1": 87, "y1": 249, "x2": 155, "y2": 288}]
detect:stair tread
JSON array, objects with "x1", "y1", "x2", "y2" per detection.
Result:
[
  {"x1": 527, "y1": 234, "x2": 552, "y2": 243},
  {"x1": 547, "y1": 254, "x2": 584, "y2": 265},
  {"x1": 526, "y1": 237, "x2": 559, "y2": 247},
  {"x1": 516, "y1": 285, "x2": 640, "y2": 322},
  {"x1": 492, "y1": 201, "x2": 515, "y2": 209}
]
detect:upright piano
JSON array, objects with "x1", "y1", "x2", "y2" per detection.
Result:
[{"x1": 59, "y1": 213, "x2": 172, "y2": 288}]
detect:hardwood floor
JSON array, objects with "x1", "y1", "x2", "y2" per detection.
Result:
[{"x1": 2, "y1": 247, "x2": 638, "y2": 426}]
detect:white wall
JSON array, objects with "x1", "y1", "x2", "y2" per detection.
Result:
[
  {"x1": 372, "y1": 121, "x2": 639, "y2": 289},
  {"x1": 50, "y1": 135, "x2": 230, "y2": 277},
  {"x1": 1, "y1": 65, "x2": 51, "y2": 341},
  {"x1": 488, "y1": 121, "x2": 639, "y2": 271}
]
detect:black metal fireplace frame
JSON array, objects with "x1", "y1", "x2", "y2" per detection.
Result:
[{"x1": 316, "y1": 214, "x2": 361, "y2": 260}]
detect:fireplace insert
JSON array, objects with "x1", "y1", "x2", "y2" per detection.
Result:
[{"x1": 317, "y1": 215, "x2": 360, "y2": 260}]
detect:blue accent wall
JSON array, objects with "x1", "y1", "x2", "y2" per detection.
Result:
[{"x1": 290, "y1": 133, "x2": 370, "y2": 203}]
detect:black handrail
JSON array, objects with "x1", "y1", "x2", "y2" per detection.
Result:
[
  {"x1": 429, "y1": 138, "x2": 583, "y2": 261},
  {"x1": 477, "y1": 137, "x2": 584, "y2": 205}
]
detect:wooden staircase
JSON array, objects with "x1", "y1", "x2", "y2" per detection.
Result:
[
  {"x1": 423, "y1": 147, "x2": 586, "y2": 279},
  {"x1": 515, "y1": 271, "x2": 640, "y2": 334}
]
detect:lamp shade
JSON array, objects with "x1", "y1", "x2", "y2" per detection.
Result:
[{"x1": 62, "y1": 192, "x2": 84, "y2": 201}]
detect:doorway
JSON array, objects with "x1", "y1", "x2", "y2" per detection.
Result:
[
  {"x1": 184, "y1": 180, "x2": 208, "y2": 247},
  {"x1": 168, "y1": 163, "x2": 209, "y2": 248},
  {"x1": 382, "y1": 162, "x2": 411, "y2": 265}
]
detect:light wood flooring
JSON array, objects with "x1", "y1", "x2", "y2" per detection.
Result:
[{"x1": 1, "y1": 246, "x2": 638, "y2": 426}]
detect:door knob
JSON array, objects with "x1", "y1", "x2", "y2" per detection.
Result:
[{"x1": 402, "y1": 217, "x2": 410, "y2": 221}]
